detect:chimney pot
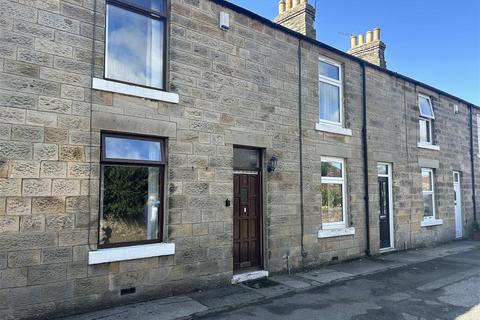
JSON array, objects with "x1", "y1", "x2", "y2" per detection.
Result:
[
  {"x1": 279, "y1": 0, "x2": 286, "y2": 14},
  {"x1": 366, "y1": 31, "x2": 372, "y2": 43},
  {"x1": 286, "y1": 0, "x2": 293, "y2": 10},
  {"x1": 358, "y1": 34, "x2": 365, "y2": 45},
  {"x1": 350, "y1": 35, "x2": 357, "y2": 48},
  {"x1": 373, "y1": 28, "x2": 381, "y2": 41}
]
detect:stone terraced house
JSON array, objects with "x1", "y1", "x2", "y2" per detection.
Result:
[{"x1": 0, "y1": 0, "x2": 478, "y2": 318}]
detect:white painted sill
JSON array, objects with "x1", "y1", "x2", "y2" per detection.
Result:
[
  {"x1": 315, "y1": 122, "x2": 353, "y2": 136},
  {"x1": 92, "y1": 78, "x2": 179, "y2": 104},
  {"x1": 232, "y1": 270, "x2": 269, "y2": 284},
  {"x1": 318, "y1": 227, "x2": 355, "y2": 239},
  {"x1": 88, "y1": 242, "x2": 175, "y2": 265},
  {"x1": 421, "y1": 218, "x2": 443, "y2": 227},
  {"x1": 417, "y1": 142, "x2": 440, "y2": 151}
]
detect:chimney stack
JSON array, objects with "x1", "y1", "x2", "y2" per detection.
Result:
[
  {"x1": 274, "y1": 0, "x2": 316, "y2": 39},
  {"x1": 348, "y1": 27, "x2": 387, "y2": 68}
]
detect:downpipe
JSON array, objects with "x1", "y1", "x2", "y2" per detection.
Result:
[{"x1": 361, "y1": 62, "x2": 371, "y2": 257}]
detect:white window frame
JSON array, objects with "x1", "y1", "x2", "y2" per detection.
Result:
[
  {"x1": 418, "y1": 94, "x2": 435, "y2": 119},
  {"x1": 318, "y1": 57, "x2": 344, "y2": 127},
  {"x1": 418, "y1": 94, "x2": 436, "y2": 147},
  {"x1": 321, "y1": 157, "x2": 347, "y2": 229},
  {"x1": 421, "y1": 168, "x2": 436, "y2": 220}
]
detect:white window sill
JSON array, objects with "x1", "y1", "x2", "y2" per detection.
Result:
[
  {"x1": 421, "y1": 218, "x2": 443, "y2": 227},
  {"x1": 92, "y1": 78, "x2": 179, "y2": 104},
  {"x1": 318, "y1": 227, "x2": 355, "y2": 238},
  {"x1": 88, "y1": 242, "x2": 175, "y2": 265},
  {"x1": 315, "y1": 122, "x2": 353, "y2": 136},
  {"x1": 417, "y1": 142, "x2": 440, "y2": 151}
]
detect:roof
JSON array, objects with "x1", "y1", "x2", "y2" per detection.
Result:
[{"x1": 210, "y1": 0, "x2": 478, "y2": 108}]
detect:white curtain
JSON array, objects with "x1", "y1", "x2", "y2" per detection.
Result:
[{"x1": 320, "y1": 81, "x2": 340, "y2": 123}]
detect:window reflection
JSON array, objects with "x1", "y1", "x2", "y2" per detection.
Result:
[
  {"x1": 319, "y1": 61, "x2": 340, "y2": 80},
  {"x1": 100, "y1": 166, "x2": 160, "y2": 245},
  {"x1": 105, "y1": 4, "x2": 164, "y2": 89},
  {"x1": 124, "y1": 0, "x2": 165, "y2": 14},
  {"x1": 321, "y1": 161, "x2": 343, "y2": 178},
  {"x1": 105, "y1": 136, "x2": 162, "y2": 162}
]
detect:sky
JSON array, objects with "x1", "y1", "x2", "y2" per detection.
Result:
[{"x1": 227, "y1": 0, "x2": 480, "y2": 105}]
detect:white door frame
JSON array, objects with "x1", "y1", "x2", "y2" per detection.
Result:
[
  {"x1": 453, "y1": 171, "x2": 463, "y2": 239},
  {"x1": 378, "y1": 163, "x2": 394, "y2": 252}
]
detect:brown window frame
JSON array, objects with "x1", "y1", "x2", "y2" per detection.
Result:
[
  {"x1": 104, "y1": 0, "x2": 168, "y2": 91},
  {"x1": 99, "y1": 132, "x2": 166, "y2": 249}
]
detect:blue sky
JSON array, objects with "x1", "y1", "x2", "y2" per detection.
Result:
[{"x1": 227, "y1": 0, "x2": 480, "y2": 105}]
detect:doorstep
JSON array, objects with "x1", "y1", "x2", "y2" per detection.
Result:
[{"x1": 232, "y1": 270, "x2": 269, "y2": 284}]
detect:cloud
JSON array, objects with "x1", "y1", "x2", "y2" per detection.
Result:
[{"x1": 105, "y1": 5, "x2": 164, "y2": 88}]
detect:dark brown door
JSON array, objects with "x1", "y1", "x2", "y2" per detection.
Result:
[
  {"x1": 378, "y1": 176, "x2": 391, "y2": 249},
  {"x1": 233, "y1": 173, "x2": 261, "y2": 272}
]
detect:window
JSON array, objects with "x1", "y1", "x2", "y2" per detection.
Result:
[
  {"x1": 99, "y1": 133, "x2": 165, "y2": 248},
  {"x1": 319, "y1": 58, "x2": 343, "y2": 126},
  {"x1": 421, "y1": 168, "x2": 436, "y2": 219},
  {"x1": 105, "y1": 0, "x2": 166, "y2": 90},
  {"x1": 418, "y1": 94, "x2": 435, "y2": 145},
  {"x1": 321, "y1": 158, "x2": 346, "y2": 228}
]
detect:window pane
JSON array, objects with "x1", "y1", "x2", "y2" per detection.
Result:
[
  {"x1": 319, "y1": 61, "x2": 340, "y2": 80},
  {"x1": 100, "y1": 166, "x2": 160, "y2": 245},
  {"x1": 105, "y1": 136, "x2": 162, "y2": 162},
  {"x1": 377, "y1": 164, "x2": 388, "y2": 175},
  {"x1": 106, "y1": 4, "x2": 164, "y2": 89},
  {"x1": 233, "y1": 148, "x2": 260, "y2": 169},
  {"x1": 419, "y1": 119, "x2": 431, "y2": 143},
  {"x1": 422, "y1": 170, "x2": 432, "y2": 191},
  {"x1": 321, "y1": 160, "x2": 343, "y2": 178},
  {"x1": 124, "y1": 0, "x2": 166, "y2": 14},
  {"x1": 319, "y1": 82, "x2": 340, "y2": 123},
  {"x1": 419, "y1": 96, "x2": 434, "y2": 118},
  {"x1": 321, "y1": 183, "x2": 344, "y2": 224},
  {"x1": 423, "y1": 193, "x2": 434, "y2": 218}
]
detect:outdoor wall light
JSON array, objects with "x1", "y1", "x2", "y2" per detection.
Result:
[{"x1": 267, "y1": 155, "x2": 278, "y2": 173}]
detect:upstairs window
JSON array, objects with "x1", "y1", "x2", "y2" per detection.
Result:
[
  {"x1": 319, "y1": 58, "x2": 343, "y2": 126},
  {"x1": 105, "y1": 0, "x2": 167, "y2": 90},
  {"x1": 99, "y1": 133, "x2": 165, "y2": 248},
  {"x1": 418, "y1": 94, "x2": 435, "y2": 145}
]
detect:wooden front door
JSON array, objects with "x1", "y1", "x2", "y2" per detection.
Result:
[{"x1": 233, "y1": 172, "x2": 262, "y2": 272}]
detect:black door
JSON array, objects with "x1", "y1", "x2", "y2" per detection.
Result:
[{"x1": 379, "y1": 176, "x2": 391, "y2": 249}]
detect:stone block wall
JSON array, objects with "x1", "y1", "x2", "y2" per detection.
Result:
[{"x1": 0, "y1": 0, "x2": 477, "y2": 318}]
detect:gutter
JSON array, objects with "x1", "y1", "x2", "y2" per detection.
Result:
[
  {"x1": 298, "y1": 40, "x2": 306, "y2": 263},
  {"x1": 361, "y1": 62, "x2": 371, "y2": 256},
  {"x1": 210, "y1": 0, "x2": 478, "y2": 108},
  {"x1": 470, "y1": 105, "x2": 477, "y2": 222}
]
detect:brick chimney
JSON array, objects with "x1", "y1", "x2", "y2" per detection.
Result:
[
  {"x1": 348, "y1": 28, "x2": 387, "y2": 68},
  {"x1": 274, "y1": 0, "x2": 316, "y2": 39}
]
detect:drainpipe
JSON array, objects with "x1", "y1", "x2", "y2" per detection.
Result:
[
  {"x1": 298, "y1": 40, "x2": 306, "y2": 265},
  {"x1": 470, "y1": 105, "x2": 477, "y2": 222},
  {"x1": 361, "y1": 62, "x2": 371, "y2": 256}
]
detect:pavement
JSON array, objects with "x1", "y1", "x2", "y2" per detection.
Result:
[{"x1": 61, "y1": 240, "x2": 480, "y2": 320}]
